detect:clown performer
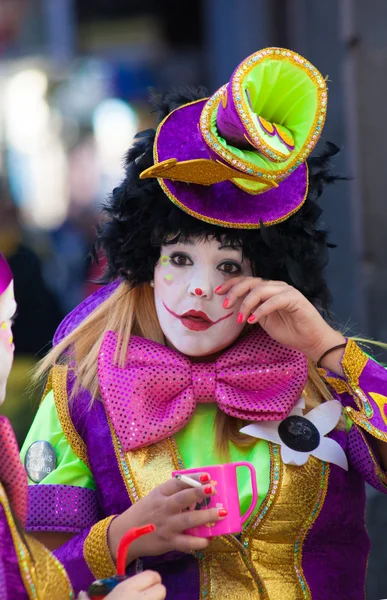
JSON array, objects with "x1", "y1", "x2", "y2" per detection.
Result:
[
  {"x1": 0, "y1": 253, "x2": 166, "y2": 600},
  {"x1": 20, "y1": 48, "x2": 387, "y2": 599}
]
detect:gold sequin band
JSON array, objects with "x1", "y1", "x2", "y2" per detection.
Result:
[
  {"x1": 342, "y1": 340, "x2": 368, "y2": 388},
  {"x1": 52, "y1": 365, "x2": 90, "y2": 467},
  {"x1": 83, "y1": 515, "x2": 117, "y2": 580}
]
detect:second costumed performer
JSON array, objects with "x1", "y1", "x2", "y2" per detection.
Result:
[{"x1": 21, "y1": 47, "x2": 387, "y2": 599}]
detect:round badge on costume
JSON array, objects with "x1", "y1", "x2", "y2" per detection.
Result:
[
  {"x1": 24, "y1": 440, "x2": 57, "y2": 483},
  {"x1": 278, "y1": 416, "x2": 320, "y2": 452}
]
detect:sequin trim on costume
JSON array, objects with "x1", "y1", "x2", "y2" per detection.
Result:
[
  {"x1": 83, "y1": 515, "x2": 117, "y2": 580},
  {"x1": 341, "y1": 341, "x2": 373, "y2": 417},
  {"x1": 26, "y1": 484, "x2": 99, "y2": 533},
  {"x1": 293, "y1": 462, "x2": 329, "y2": 598},
  {"x1": 52, "y1": 365, "x2": 90, "y2": 467},
  {"x1": 344, "y1": 406, "x2": 387, "y2": 442},
  {"x1": 245, "y1": 444, "x2": 281, "y2": 539},
  {"x1": 108, "y1": 416, "x2": 139, "y2": 505}
]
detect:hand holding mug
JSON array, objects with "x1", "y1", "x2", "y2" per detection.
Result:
[
  {"x1": 172, "y1": 462, "x2": 258, "y2": 538},
  {"x1": 107, "y1": 475, "x2": 227, "y2": 563}
]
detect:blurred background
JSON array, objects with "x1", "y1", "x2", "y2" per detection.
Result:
[{"x1": 0, "y1": 0, "x2": 386, "y2": 596}]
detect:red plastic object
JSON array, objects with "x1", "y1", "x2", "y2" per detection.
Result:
[
  {"x1": 88, "y1": 524, "x2": 155, "y2": 599},
  {"x1": 116, "y1": 524, "x2": 155, "y2": 575}
]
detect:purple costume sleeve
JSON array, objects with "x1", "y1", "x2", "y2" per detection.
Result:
[
  {"x1": 320, "y1": 339, "x2": 387, "y2": 493},
  {"x1": 53, "y1": 526, "x2": 95, "y2": 594}
]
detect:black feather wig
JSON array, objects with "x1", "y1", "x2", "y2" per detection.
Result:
[{"x1": 96, "y1": 88, "x2": 343, "y2": 312}]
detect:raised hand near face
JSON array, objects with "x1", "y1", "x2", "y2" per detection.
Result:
[{"x1": 216, "y1": 277, "x2": 346, "y2": 373}]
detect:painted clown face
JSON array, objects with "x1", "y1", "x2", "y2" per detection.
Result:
[
  {"x1": 0, "y1": 279, "x2": 16, "y2": 404},
  {"x1": 153, "y1": 237, "x2": 253, "y2": 357}
]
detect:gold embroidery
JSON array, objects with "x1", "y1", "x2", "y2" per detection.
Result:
[
  {"x1": 249, "y1": 457, "x2": 327, "y2": 600},
  {"x1": 199, "y1": 535, "x2": 264, "y2": 599},
  {"x1": 342, "y1": 340, "x2": 368, "y2": 387},
  {"x1": 0, "y1": 482, "x2": 73, "y2": 599},
  {"x1": 28, "y1": 536, "x2": 74, "y2": 600},
  {"x1": 83, "y1": 515, "x2": 117, "y2": 579},
  {"x1": 318, "y1": 368, "x2": 350, "y2": 395},
  {"x1": 344, "y1": 406, "x2": 387, "y2": 442},
  {"x1": 123, "y1": 438, "x2": 181, "y2": 498},
  {"x1": 52, "y1": 365, "x2": 90, "y2": 467}
]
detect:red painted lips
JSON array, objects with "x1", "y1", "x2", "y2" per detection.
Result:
[{"x1": 163, "y1": 304, "x2": 233, "y2": 331}]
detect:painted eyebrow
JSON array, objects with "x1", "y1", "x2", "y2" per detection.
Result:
[{"x1": 218, "y1": 244, "x2": 242, "y2": 252}]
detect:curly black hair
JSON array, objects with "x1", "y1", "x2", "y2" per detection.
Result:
[{"x1": 96, "y1": 88, "x2": 342, "y2": 312}]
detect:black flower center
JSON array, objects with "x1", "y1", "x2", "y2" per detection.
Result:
[{"x1": 278, "y1": 416, "x2": 320, "y2": 452}]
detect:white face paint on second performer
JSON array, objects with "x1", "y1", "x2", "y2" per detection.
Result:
[
  {"x1": 153, "y1": 237, "x2": 253, "y2": 357},
  {"x1": 0, "y1": 280, "x2": 16, "y2": 405}
]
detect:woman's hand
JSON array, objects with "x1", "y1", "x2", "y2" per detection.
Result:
[
  {"x1": 78, "y1": 571, "x2": 166, "y2": 600},
  {"x1": 216, "y1": 277, "x2": 346, "y2": 370},
  {"x1": 107, "y1": 475, "x2": 226, "y2": 564}
]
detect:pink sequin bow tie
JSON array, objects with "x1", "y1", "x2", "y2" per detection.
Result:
[{"x1": 98, "y1": 328, "x2": 308, "y2": 451}]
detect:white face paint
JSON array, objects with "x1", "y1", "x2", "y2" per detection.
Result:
[
  {"x1": 153, "y1": 237, "x2": 253, "y2": 357},
  {"x1": 0, "y1": 280, "x2": 16, "y2": 405}
]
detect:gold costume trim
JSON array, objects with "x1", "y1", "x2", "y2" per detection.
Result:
[
  {"x1": 318, "y1": 368, "x2": 350, "y2": 395},
  {"x1": 156, "y1": 164, "x2": 309, "y2": 230},
  {"x1": 51, "y1": 365, "x2": 90, "y2": 467},
  {"x1": 83, "y1": 515, "x2": 117, "y2": 580},
  {"x1": 0, "y1": 482, "x2": 73, "y2": 599},
  {"x1": 27, "y1": 536, "x2": 74, "y2": 600},
  {"x1": 342, "y1": 340, "x2": 368, "y2": 387},
  {"x1": 249, "y1": 457, "x2": 328, "y2": 600}
]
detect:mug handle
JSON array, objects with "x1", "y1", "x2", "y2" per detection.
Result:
[{"x1": 234, "y1": 462, "x2": 258, "y2": 525}]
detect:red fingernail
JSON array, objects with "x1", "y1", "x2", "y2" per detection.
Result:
[
  {"x1": 209, "y1": 536, "x2": 213, "y2": 541},
  {"x1": 222, "y1": 298, "x2": 229, "y2": 308},
  {"x1": 247, "y1": 315, "x2": 256, "y2": 323},
  {"x1": 218, "y1": 509, "x2": 228, "y2": 517},
  {"x1": 237, "y1": 313, "x2": 244, "y2": 324},
  {"x1": 204, "y1": 486, "x2": 212, "y2": 495},
  {"x1": 200, "y1": 474, "x2": 210, "y2": 483},
  {"x1": 215, "y1": 285, "x2": 222, "y2": 293}
]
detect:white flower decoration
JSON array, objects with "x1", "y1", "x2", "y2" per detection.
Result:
[{"x1": 240, "y1": 398, "x2": 348, "y2": 471}]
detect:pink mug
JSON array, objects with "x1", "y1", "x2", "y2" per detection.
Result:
[{"x1": 172, "y1": 461, "x2": 258, "y2": 538}]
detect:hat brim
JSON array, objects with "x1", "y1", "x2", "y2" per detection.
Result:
[{"x1": 154, "y1": 100, "x2": 308, "y2": 229}]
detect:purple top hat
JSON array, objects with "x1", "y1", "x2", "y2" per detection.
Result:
[
  {"x1": 140, "y1": 48, "x2": 327, "y2": 229},
  {"x1": 0, "y1": 254, "x2": 13, "y2": 295}
]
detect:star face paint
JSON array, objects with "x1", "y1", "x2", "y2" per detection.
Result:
[
  {"x1": 153, "y1": 237, "x2": 253, "y2": 357},
  {"x1": 0, "y1": 279, "x2": 16, "y2": 405}
]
